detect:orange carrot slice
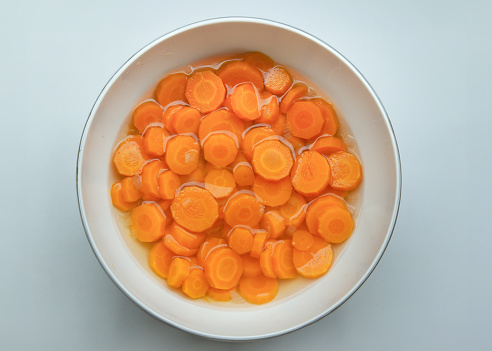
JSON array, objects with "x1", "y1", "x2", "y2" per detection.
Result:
[
  {"x1": 243, "y1": 51, "x2": 275, "y2": 72},
  {"x1": 310, "y1": 135, "x2": 346, "y2": 155},
  {"x1": 278, "y1": 192, "x2": 307, "y2": 227},
  {"x1": 110, "y1": 182, "x2": 136, "y2": 212},
  {"x1": 206, "y1": 287, "x2": 233, "y2": 302},
  {"x1": 167, "y1": 257, "x2": 191, "y2": 288},
  {"x1": 171, "y1": 186, "x2": 219, "y2": 232},
  {"x1": 312, "y1": 98, "x2": 339, "y2": 136},
  {"x1": 148, "y1": 240, "x2": 175, "y2": 279},
  {"x1": 259, "y1": 240, "x2": 276, "y2": 278},
  {"x1": 271, "y1": 240, "x2": 297, "y2": 279},
  {"x1": 293, "y1": 236, "x2": 333, "y2": 278},
  {"x1": 239, "y1": 275, "x2": 278, "y2": 304},
  {"x1": 155, "y1": 73, "x2": 188, "y2": 107},
  {"x1": 251, "y1": 140, "x2": 293, "y2": 181},
  {"x1": 142, "y1": 126, "x2": 169, "y2": 157},
  {"x1": 172, "y1": 106, "x2": 201, "y2": 134},
  {"x1": 140, "y1": 159, "x2": 165, "y2": 198},
  {"x1": 286, "y1": 100, "x2": 325, "y2": 139},
  {"x1": 305, "y1": 194, "x2": 347, "y2": 233},
  {"x1": 198, "y1": 109, "x2": 245, "y2": 146},
  {"x1": 264, "y1": 66, "x2": 293, "y2": 96},
  {"x1": 132, "y1": 100, "x2": 164, "y2": 133},
  {"x1": 291, "y1": 230, "x2": 314, "y2": 251},
  {"x1": 241, "y1": 254, "x2": 262, "y2": 278},
  {"x1": 231, "y1": 83, "x2": 261, "y2": 120},
  {"x1": 327, "y1": 151, "x2": 362, "y2": 191},
  {"x1": 217, "y1": 61, "x2": 264, "y2": 90},
  {"x1": 242, "y1": 126, "x2": 276, "y2": 160},
  {"x1": 280, "y1": 83, "x2": 308, "y2": 113},
  {"x1": 185, "y1": 70, "x2": 226, "y2": 113},
  {"x1": 202, "y1": 246, "x2": 243, "y2": 290},
  {"x1": 260, "y1": 210, "x2": 286, "y2": 239},
  {"x1": 317, "y1": 206, "x2": 354, "y2": 243},
  {"x1": 165, "y1": 135, "x2": 200, "y2": 175},
  {"x1": 130, "y1": 202, "x2": 166, "y2": 242},
  {"x1": 197, "y1": 237, "x2": 227, "y2": 267},
  {"x1": 231, "y1": 153, "x2": 255, "y2": 187},
  {"x1": 257, "y1": 91, "x2": 280, "y2": 124},
  {"x1": 250, "y1": 229, "x2": 269, "y2": 259},
  {"x1": 119, "y1": 176, "x2": 141, "y2": 203},
  {"x1": 204, "y1": 168, "x2": 236, "y2": 199},
  {"x1": 203, "y1": 133, "x2": 238, "y2": 167},
  {"x1": 223, "y1": 192, "x2": 264, "y2": 228},
  {"x1": 113, "y1": 136, "x2": 147, "y2": 176},
  {"x1": 253, "y1": 176, "x2": 292, "y2": 207},
  {"x1": 291, "y1": 150, "x2": 330, "y2": 196},
  {"x1": 227, "y1": 226, "x2": 254, "y2": 255},
  {"x1": 157, "y1": 170, "x2": 181, "y2": 200},
  {"x1": 182, "y1": 269, "x2": 209, "y2": 299}
]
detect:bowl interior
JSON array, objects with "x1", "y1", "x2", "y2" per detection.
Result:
[{"x1": 77, "y1": 18, "x2": 400, "y2": 340}]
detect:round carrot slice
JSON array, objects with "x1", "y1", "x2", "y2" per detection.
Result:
[
  {"x1": 202, "y1": 247, "x2": 243, "y2": 290},
  {"x1": 238, "y1": 275, "x2": 278, "y2": 305},
  {"x1": 155, "y1": 73, "x2": 188, "y2": 107},
  {"x1": 251, "y1": 140, "x2": 294, "y2": 181},
  {"x1": 280, "y1": 83, "x2": 308, "y2": 113},
  {"x1": 305, "y1": 194, "x2": 347, "y2": 234},
  {"x1": 327, "y1": 151, "x2": 362, "y2": 191},
  {"x1": 317, "y1": 206, "x2": 354, "y2": 243},
  {"x1": 293, "y1": 236, "x2": 333, "y2": 278},
  {"x1": 203, "y1": 133, "x2": 238, "y2": 168},
  {"x1": 170, "y1": 186, "x2": 219, "y2": 232},
  {"x1": 130, "y1": 202, "x2": 166, "y2": 242},
  {"x1": 182, "y1": 269, "x2": 209, "y2": 299},
  {"x1": 113, "y1": 136, "x2": 146, "y2": 176},
  {"x1": 148, "y1": 240, "x2": 175, "y2": 279},
  {"x1": 198, "y1": 109, "x2": 245, "y2": 145},
  {"x1": 223, "y1": 192, "x2": 264, "y2": 228},
  {"x1": 132, "y1": 100, "x2": 164, "y2": 133},
  {"x1": 242, "y1": 126, "x2": 276, "y2": 160},
  {"x1": 165, "y1": 135, "x2": 200, "y2": 175},
  {"x1": 271, "y1": 240, "x2": 297, "y2": 279},
  {"x1": 185, "y1": 70, "x2": 226, "y2": 113},
  {"x1": 264, "y1": 66, "x2": 293, "y2": 96},
  {"x1": 204, "y1": 168, "x2": 236, "y2": 199},
  {"x1": 231, "y1": 83, "x2": 261, "y2": 121},
  {"x1": 291, "y1": 150, "x2": 330, "y2": 196},
  {"x1": 217, "y1": 60, "x2": 264, "y2": 90},
  {"x1": 286, "y1": 100, "x2": 325, "y2": 139},
  {"x1": 278, "y1": 192, "x2": 307, "y2": 227}
]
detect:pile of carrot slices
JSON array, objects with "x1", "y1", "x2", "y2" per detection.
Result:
[{"x1": 111, "y1": 52, "x2": 362, "y2": 305}]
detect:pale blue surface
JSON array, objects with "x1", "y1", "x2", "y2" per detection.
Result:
[{"x1": 1, "y1": 0, "x2": 491, "y2": 349}]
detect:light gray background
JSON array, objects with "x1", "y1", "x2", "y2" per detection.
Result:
[{"x1": 1, "y1": 0, "x2": 490, "y2": 349}]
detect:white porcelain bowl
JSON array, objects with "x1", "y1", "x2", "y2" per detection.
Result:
[{"x1": 77, "y1": 17, "x2": 401, "y2": 340}]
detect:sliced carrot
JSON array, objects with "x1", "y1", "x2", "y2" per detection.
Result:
[
  {"x1": 278, "y1": 192, "x2": 307, "y2": 227},
  {"x1": 222, "y1": 95, "x2": 233, "y2": 111},
  {"x1": 286, "y1": 100, "x2": 325, "y2": 139},
  {"x1": 206, "y1": 287, "x2": 232, "y2": 302},
  {"x1": 317, "y1": 206, "x2": 354, "y2": 243},
  {"x1": 238, "y1": 275, "x2": 278, "y2": 305},
  {"x1": 202, "y1": 246, "x2": 243, "y2": 290},
  {"x1": 257, "y1": 91, "x2": 280, "y2": 125},
  {"x1": 130, "y1": 202, "x2": 166, "y2": 242},
  {"x1": 197, "y1": 237, "x2": 227, "y2": 267},
  {"x1": 155, "y1": 73, "x2": 188, "y2": 107},
  {"x1": 264, "y1": 66, "x2": 293, "y2": 96},
  {"x1": 185, "y1": 70, "x2": 226, "y2": 113},
  {"x1": 231, "y1": 83, "x2": 261, "y2": 121},
  {"x1": 280, "y1": 83, "x2": 308, "y2": 113},
  {"x1": 259, "y1": 240, "x2": 276, "y2": 278},
  {"x1": 251, "y1": 140, "x2": 294, "y2": 181},
  {"x1": 227, "y1": 226, "x2": 254, "y2": 255},
  {"x1": 181, "y1": 269, "x2": 209, "y2": 299},
  {"x1": 204, "y1": 168, "x2": 236, "y2": 199},
  {"x1": 140, "y1": 160, "x2": 165, "y2": 198},
  {"x1": 327, "y1": 151, "x2": 362, "y2": 191},
  {"x1": 217, "y1": 60, "x2": 264, "y2": 90},
  {"x1": 293, "y1": 236, "x2": 333, "y2": 278},
  {"x1": 142, "y1": 126, "x2": 169, "y2": 157},
  {"x1": 157, "y1": 170, "x2": 181, "y2": 199},
  {"x1": 231, "y1": 153, "x2": 255, "y2": 186},
  {"x1": 202, "y1": 133, "x2": 238, "y2": 167},
  {"x1": 172, "y1": 106, "x2": 201, "y2": 134},
  {"x1": 260, "y1": 210, "x2": 286, "y2": 239},
  {"x1": 250, "y1": 229, "x2": 269, "y2": 259},
  {"x1": 120, "y1": 176, "x2": 141, "y2": 203},
  {"x1": 165, "y1": 135, "x2": 200, "y2": 175},
  {"x1": 132, "y1": 100, "x2": 164, "y2": 133},
  {"x1": 291, "y1": 230, "x2": 314, "y2": 251},
  {"x1": 198, "y1": 109, "x2": 245, "y2": 146},
  {"x1": 291, "y1": 150, "x2": 330, "y2": 196},
  {"x1": 285, "y1": 135, "x2": 306, "y2": 155},
  {"x1": 305, "y1": 194, "x2": 347, "y2": 233},
  {"x1": 270, "y1": 113, "x2": 287, "y2": 136},
  {"x1": 223, "y1": 192, "x2": 264, "y2": 228},
  {"x1": 167, "y1": 222, "x2": 205, "y2": 249},
  {"x1": 167, "y1": 257, "x2": 191, "y2": 288},
  {"x1": 148, "y1": 240, "x2": 175, "y2": 279},
  {"x1": 171, "y1": 186, "x2": 219, "y2": 232},
  {"x1": 312, "y1": 98, "x2": 339, "y2": 136},
  {"x1": 162, "y1": 104, "x2": 183, "y2": 134},
  {"x1": 110, "y1": 182, "x2": 136, "y2": 212},
  {"x1": 310, "y1": 135, "x2": 346, "y2": 155},
  {"x1": 180, "y1": 158, "x2": 206, "y2": 183},
  {"x1": 271, "y1": 240, "x2": 297, "y2": 279},
  {"x1": 164, "y1": 233, "x2": 198, "y2": 256},
  {"x1": 243, "y1": 51, "x2": 275, "y2": 72},
  {"x1": 242, "y1": 126, "x2": 276, "y2": 160},
  {"x1": 113, "y1": 136, "x2": 147, "y2": 176},
  {"x1": 241, "y1": 254, "x2": 262, "y2": 278},
  {"x1": 253, "y1": 176, "x2": 292, "y2": 207}
]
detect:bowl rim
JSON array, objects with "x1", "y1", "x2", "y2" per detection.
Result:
[{"x1": 76, "y1": 16, "x2": 402, "y2": 341}]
